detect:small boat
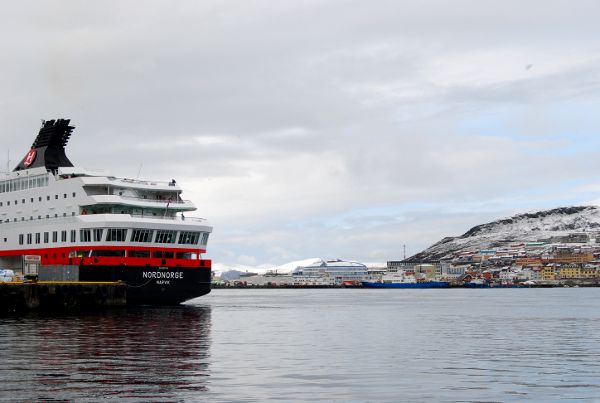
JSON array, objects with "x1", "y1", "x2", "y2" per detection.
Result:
[{"x1": 463, "y1": 278, "x2": 489, "y2": 288}]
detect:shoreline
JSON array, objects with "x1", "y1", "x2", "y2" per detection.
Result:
[{"x1": 211, "y1": 282, "x2": 599, "y2": 289}]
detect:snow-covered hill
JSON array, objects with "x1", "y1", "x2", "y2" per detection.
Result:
[{"x1": 408, "y1": 206, "x2": 600, "y2": 262}]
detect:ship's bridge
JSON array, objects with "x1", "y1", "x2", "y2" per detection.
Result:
[{"x1": 55, "y1": 167, "x2": 197, "y2": 218}]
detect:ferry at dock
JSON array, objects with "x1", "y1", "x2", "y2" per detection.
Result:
[
  {"x1": 362, "y1": 271, "x2": 449, "y2": 289},
  {"x1": 0, "y1": 119, "x2": 212, "y2": 304}
]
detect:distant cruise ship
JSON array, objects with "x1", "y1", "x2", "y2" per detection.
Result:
[
  {"x1": 291, "y1": 259, "x2": 369, "y2": 284},
  {"x1": 0, "y1": 119, "x2": 212, "y2": 304}
]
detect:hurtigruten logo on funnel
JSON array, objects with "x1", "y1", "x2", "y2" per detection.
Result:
[{"x1": 23, "y1": 149, "x2": 37, "y2": 167}]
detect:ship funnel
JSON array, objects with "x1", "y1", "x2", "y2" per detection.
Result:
[{"x1": 13, "y1": 119, "x2": 75, "y2": 172}]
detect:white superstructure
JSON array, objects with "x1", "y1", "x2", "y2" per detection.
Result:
[
  {"x1": 291, "y1": 259, "x2": 369, "y2": 284},
  {"x1": 0, "y1": 119, "x2": 212, "y2": 287}
]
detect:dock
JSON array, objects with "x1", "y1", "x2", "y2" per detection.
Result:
[{"x1": 0, "y1": 281, "x2": 127, "y2": 313}]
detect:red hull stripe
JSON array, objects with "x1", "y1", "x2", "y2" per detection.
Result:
[{"x1": 0, "y1": 246, "x2": 211, "y2": 269}]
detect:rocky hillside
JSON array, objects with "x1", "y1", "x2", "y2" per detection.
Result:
[{"x1": 408, "y1": 206, "x2": 600, "y2": 262}]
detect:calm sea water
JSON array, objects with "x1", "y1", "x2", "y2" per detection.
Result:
[{"x1": 1, "y1": 288, "x2": 600, "y2": 402}]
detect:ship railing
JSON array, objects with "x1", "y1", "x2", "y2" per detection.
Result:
[
  {"x1": 0, "y1": 213, "x2": 207, "y2": 225},
  {"x1": 129, "y1": 213, "x2": 207, "y2": 222},
  {"x1": 119, "y1": 195, "x2": 189, "y2": 204},
  {"x1": 115, "y1": 177, "x2": 179, "y2": 187}
]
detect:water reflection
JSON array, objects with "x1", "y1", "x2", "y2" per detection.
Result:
[{"x1": 0, "y1": 306, "x2": 211, "y2": 402}]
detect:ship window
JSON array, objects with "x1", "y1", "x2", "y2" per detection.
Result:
[
  {"x1": 153, "y1": 251, "x2": 174, "y2": 259},
  {"x1": 70, "y1": 230, "x2": 76, "y2": 242},
  {"x1": 64, "y1": 194, "x2": 67, "y2": 199},
  {"x1": 93, "y1": 229, "x2": 103, "y2": 242},
  {"x1": 91, "y1": 249, "x2": 125, "y2": 257},
  {"x1": 14, "y1": 200, "x2": 17, "y2": 205},
  {"x1": 30, "y1": 198, "x2": 33, "y2": 203},
  {"x1": 155, "y1": 230, "x2": 177, "y2": 244},
  {"x1": 80, "y1": 229, "x2": 91, "y2": 242},
  {"x1": 27, "y1": 234, "x2": 32, "y2": 245},
  {"x1": 61, "y1": 230, "x2": 67, "y2": 242},
  {"x1": 55, "y1": 195, "x2": 58, "y2": 200},
  {"x1": 72, "y1": 192, "x2": 76, "y2": 197},
  {"x1": 35, "y1": 233, "x2": 40, "y2": 244},
  {"x1": 176, "y1": 252, "x2": 194, "y2": 259},
  {"x1": 46, "y1": 215, "x2": 49, "y2": 219},
  {"x1": 132, "y1": 229, "x2": 153, "y2": 243},
  {"x1": 6, "y1": 201, "x2": 9, "y2": 206},
  {"x1": 47, "y1": 196, "x2": 50, "y2": 201},
  {"x1": 0, "y1": 202, "x2": 2, "y2": 206},
  {"x1": 106, "y1": 228, "x2": 128, "y2": 242},
  {"x1": 44, "y1": 232, "x2": 49, "y2": 243},
  {"x1": 201, "y1": 233, "x2": 209, "y2": 245},
  {"x1": 19, "y1": 234, "x2": 23, "y2": 245},
  {"x1": 22, "y1": 199, "x2": 25, "y2": 204},
  {"x1": 129, "y1": 250, "x2": 151, "y2": 258},
  {"x1": 52, "y1": 232, "x2": 58, "y2": 243},
  {"x1": 39, "y1": 197, "x2": 42, "y2": 202},
  {"x1": 178, "y1": 231, "x2": 200, "y2": 245},
  {"x1": 30, "y1": 216, "x2": 33, "y2": 221}
]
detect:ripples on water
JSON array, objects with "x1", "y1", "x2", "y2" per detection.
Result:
[
  {"x1": 0, "y1": 307, "x2": 211, "y2": 402},
  {"x1": 2, "y1": 289, "x2": 600, "y2": 402}
]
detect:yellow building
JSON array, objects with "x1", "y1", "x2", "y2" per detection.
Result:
[
  {"x1": 515, "y1": 257, "x2": 543, "y2": 267},
  {"x1": 548, "y1": 253, "x2": 594, "y2": 264},
  {"x1": 541, "y1": 266, "x2": 557, "y2": 281},
  {"x1": 579, "y1": 267, "x2": 598, "y2": 279},
  {"x1": 559, "y1": 265, "x2": 581, "y2": 279}
]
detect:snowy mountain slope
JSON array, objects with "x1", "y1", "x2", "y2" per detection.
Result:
[{"x1": 408, "y1": 206, "x2": 600, "y2": 262}]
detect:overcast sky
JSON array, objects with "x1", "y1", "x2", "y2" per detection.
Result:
[{"x1": 2, "y1": 0, "x2": 600, "y2": 269}]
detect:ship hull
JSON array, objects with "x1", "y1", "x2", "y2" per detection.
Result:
[
  {"x1": 78, "y1": 265, "x2": 211, "y2": 305},
  {"x1": 362, "y1": 281, "x2": 450, "y2": 289},
  {"x1": 462, "y1": 283, "x2": 490, "y2": 288}
]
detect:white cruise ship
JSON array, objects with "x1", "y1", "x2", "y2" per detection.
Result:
[
  {"x1": 0, "y1": 119, "x2": 212, "y2": 304},
  {"x1": 291, "y1": 259, "x2": 369, "y2": 285}
]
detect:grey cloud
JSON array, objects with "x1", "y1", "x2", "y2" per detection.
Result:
[{"x1": 3, "y1": 1, "x2": 600, "y2": 266}]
